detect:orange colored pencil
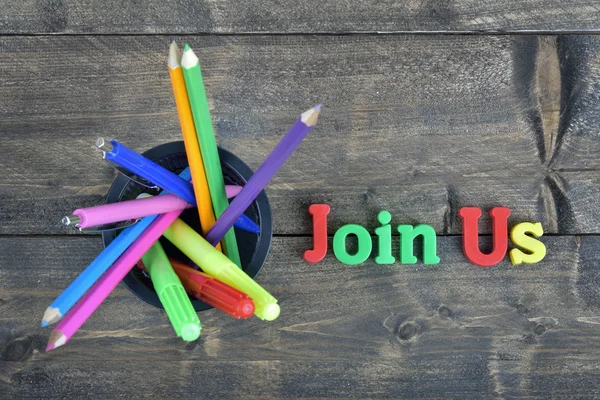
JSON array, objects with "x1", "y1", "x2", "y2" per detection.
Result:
[{"x1": 168, "y1": 41, "x2": 221, "y2": 251}]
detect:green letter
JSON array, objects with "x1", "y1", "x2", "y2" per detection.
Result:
[
  {"x1": 375, "y1": 211, "x2": 395, "y2": 264},
  {"x1": 397, "y1": 224, "x2": 440, "y2": 264},
  {"x1": 333, "y1": 224, "x2": 372, "y2": 265}
]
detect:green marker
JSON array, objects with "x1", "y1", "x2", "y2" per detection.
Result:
[
  {"x1": 141, "y1": 241, "x2": 201, "y2": 341},
  {"x1": 180, "y1": 43, "x2": 242, "y2": 269},
  {"x1": 163, "y1": 218, "x2": 280, "y2": 321}
]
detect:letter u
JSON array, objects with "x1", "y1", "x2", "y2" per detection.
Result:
[{"x1": 459, "y1": 207, "x2": 510, "y2": 267}]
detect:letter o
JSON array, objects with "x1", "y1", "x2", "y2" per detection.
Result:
[{"x1": 333, "y1": 224, "x2": 372, "y2": 265}]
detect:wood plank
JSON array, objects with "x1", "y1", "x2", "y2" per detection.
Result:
[
  {"x1": 549, "y1": 36, "x2": 600, "y2": 170},
  {"x1": 1, "y1": 235, "x2": 599, "y2": 398},
  {"x1": 1, "y1": 1, "x2": 600, "y2": 34},
  {"x1": 0, "y1": 35, "x2": 596, "y2": 235}
]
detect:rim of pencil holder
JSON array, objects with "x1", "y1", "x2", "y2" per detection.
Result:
[{"x1": 102, "y1": 140, "x2": 272, "y2": 312}]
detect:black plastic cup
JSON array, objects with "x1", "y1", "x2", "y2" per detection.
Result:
[{"x1": 101, "y1": 141, "x2": 272, "y2": 312}]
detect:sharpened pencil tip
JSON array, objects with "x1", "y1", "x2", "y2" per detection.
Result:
[
  {"x1": 41, "y1": 321, "x2": 48, "y2": 327},
  {"x1": 46, "y1": 332, "x2": 66, "y2": 352},
  {"x1": 168, "y1": 41, "x2": 181, "y2": 69},
  {"x1": 314, "y1": 104, "x2": 322, "y2": 111},
  {"x1": 184, "y1": 43, "x2": 191, "y2": 52},
  {"x1": 42, "y1": 307, "x2": 62, "y2": 326},
  {"x1": 181, "y1": 44, "x2": 199, "y2": 69},
  {"x1": 300, "y1": 105, "x2": 321, "y2": 127}
]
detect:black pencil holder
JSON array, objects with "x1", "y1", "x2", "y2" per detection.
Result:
[{"x1": 102, "y1": 141, "x2": 272, "y2": 312}]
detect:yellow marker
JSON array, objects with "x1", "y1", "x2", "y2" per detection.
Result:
[
  {"x1": 510, "y1": 222, "x2": 546, "y2": 265},
  {"x1": 163, "y1": 218, "x2": 280, "y2": 321},
  {"x1": 168, "y1": 41, "x2": 221, "y2": 252}
]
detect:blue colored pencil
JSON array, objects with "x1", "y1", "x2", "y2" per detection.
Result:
[{"x1": 41, "y1": 168, "x2": 192, "y2": 327}]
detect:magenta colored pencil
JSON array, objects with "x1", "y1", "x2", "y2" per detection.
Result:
[
  {"x1": 205, "y1": 105, "x2": 321, "y2": 246},
  {"x1": 46, "y1": 209, "x2": 184, "y2": 351}
]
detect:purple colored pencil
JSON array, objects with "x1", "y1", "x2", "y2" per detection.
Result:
[{"x1": 205, "y1": 105, "x2": 321, "y2": 246}]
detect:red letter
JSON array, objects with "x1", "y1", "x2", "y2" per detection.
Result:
[
  {"x1": 459, "y1": 207, "x2": 510, "y2": 267},
  {"x1": 303, "y1": 204, "x2": 330, "y2": 264}
]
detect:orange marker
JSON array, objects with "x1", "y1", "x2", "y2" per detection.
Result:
[{"x1": 168, "y1": 41, "x2": 221, "y2": 252}]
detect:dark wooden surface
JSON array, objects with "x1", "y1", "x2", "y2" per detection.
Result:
[
  {"x1": 2, "y1": 1, "x2": 600, "y2": 33},
  {"x1": 1, "y1": 4, "x2": 600, "y2": 399}
]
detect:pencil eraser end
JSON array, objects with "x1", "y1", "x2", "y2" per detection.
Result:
[{"x1": 180, "y1": 323, "x2": 201, "y2": 342}]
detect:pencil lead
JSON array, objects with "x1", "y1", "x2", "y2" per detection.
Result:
[
  {"x1": 42, "y1": 307, "x2": 62, "y2": 327},
  {"x1": 183, "y1": 43, "x2": 191, "y2": 52},
  {"x1": 300, "y1": 105, "x2": 322, "y2": 127},
  {"x1": 180, "y1": 45, "x2": 199, "y2": 69},
  {"x1": 168, "y1": 41, "x2": 181, "y2": 69},
  {"x1": 41, "y1": 321, "x2": 48, "y2": 327},
  {"x1": 46, "y1": 331, "x2": 65, "y2": 352}
]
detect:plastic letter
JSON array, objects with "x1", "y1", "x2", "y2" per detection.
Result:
[
  {"x1": 375, "y1": 211, "x2": 395, "y2": 264},
  {"x1": 509, "y1": 222, "x2": 546, "y2": 265},
  {"x1": 303, "y1": 204, "x2": 330, "y2": 264},
  {"x1": 333, "y1": 224, "x2": 372, "y2": 265},
  {"x1": 459, "y1": 207, "x2": 510, "y2": 267},
  {"x1": 397, "y1": 224, "x2": 440, "y2": 264}
]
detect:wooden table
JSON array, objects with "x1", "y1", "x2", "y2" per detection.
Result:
[{"x1": 1, "y1": 2, "x2": 599, "y2": 398}]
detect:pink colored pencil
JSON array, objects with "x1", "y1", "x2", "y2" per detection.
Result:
[{"x1": 46, "y1": 209, "x2": 184, "y2": 352}]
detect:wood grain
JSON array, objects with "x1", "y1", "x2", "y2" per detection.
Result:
[
  {"x1": 1, "y1": 1, "x2": 600, "y2": 34},
  {"x1": 1, "y1": 235, "x2": 599, "y2": 398},
  {"x1": 0, "y1": 35, "x2": 597, "y2": 235},
  {"x1": 549, "y1": 36, "x2": 600, "y2": 170}
]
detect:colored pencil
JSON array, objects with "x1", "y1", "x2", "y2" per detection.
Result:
[
  {"x1": 168, "y1": 41, "x2": 221, "y2": 251},
  {"x1": 41, "y1": 168, "x2": 192, "y2": 327},
  {"x1": 46, "y1": 209, "x2": 184, "y2": 352},
  {"x1": 181, "y1": 43, "x2": 242, "y2": 268},
  {"x1": 206, "y1": 105, "x2": 321, "y2": 246}
]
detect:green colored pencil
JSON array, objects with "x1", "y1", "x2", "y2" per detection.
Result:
[{"x1": 181, "y1": 44, "x2": 242, "y2": 268}]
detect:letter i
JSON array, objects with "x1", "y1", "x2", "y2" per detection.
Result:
[
  {"x1": 303, "y1": 204, "x2": 330, "y2": 264},
  {"x1": 375, "y1": 211, "x2": 395, "y2": 264}
]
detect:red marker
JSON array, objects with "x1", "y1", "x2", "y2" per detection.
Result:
[{"x1": 168, "y1": 258, "x2": 255, "y2": 319}]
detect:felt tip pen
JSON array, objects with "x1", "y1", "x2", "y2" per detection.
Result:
[
  {"x1": 163, "y1": 218, "x2": 280, "y2": 321},
  {"x1": 97, "y1": 138, "x2": 196, "y2": 204},
  {"x1": 96, "y1": 138, "x2": 259, "y2": 234},
  {"x1": 168, "y1": 258, "x2": 255, "y2": 319},
  {"x1": 141, "y1": 242, "x2": 201, "y2": 341},
  {"x1": 62, "y1": 185, "x2": 243, "y2": 230}
]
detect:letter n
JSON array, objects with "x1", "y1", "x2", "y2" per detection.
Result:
[{"x1": 397, "y1": 224, "x2": 440, "y2": 264}]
